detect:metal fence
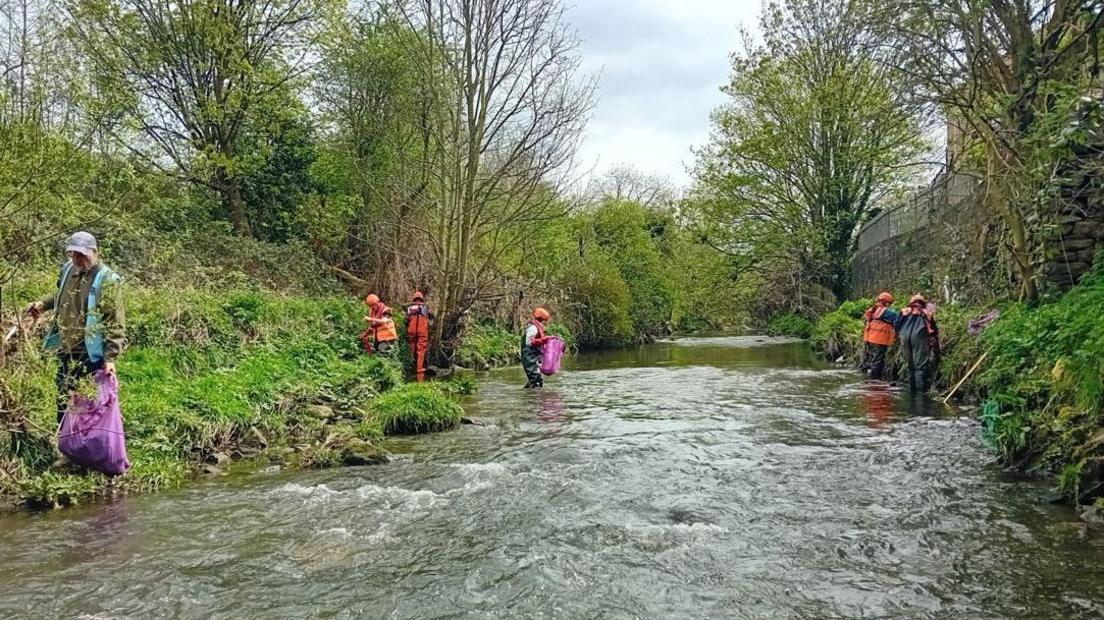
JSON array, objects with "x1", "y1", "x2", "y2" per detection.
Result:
[{"x1": 856, "y1": 172, "x2": 979, "y2": 254}]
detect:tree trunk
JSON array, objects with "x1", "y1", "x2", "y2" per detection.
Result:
[{"x1": 216, "y1": 167, "x2": 251, "y2": 237}]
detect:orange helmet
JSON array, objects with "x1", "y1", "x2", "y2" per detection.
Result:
[
  {"x1": 365, "y1": 293, "x2": 380, "y2": 306},
  {"x1": 877, "y1": 292, "x2": 894, "y2": 304},
  {"x1": 908, "y1": 294, "x2": 926, "y2": 306},
  {"x1": 412, "y1": 291, "x2": 425, "y2": 302},
  {"x1": 533, "y1": 307, "x2": 550, "y2": 321}
]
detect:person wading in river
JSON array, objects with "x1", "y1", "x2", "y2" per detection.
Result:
[
  {"x1": 895, "y1": 294, "x2": 940, "y2": 393},
  {"x1": 405, "y1": 291, "x2": 432, "y2": 381},
  {"x1": 521, "y1": 308, "x2": 552, "y2": 389},
  {"x1": 363, "y1": 294, "x2": 398, "y2": 355},
  {"x1": 26, "y1": 231, "x2": 126, "y2": 425},
  {"x1": 860, "y1": 292, "x2": 898, "y2": 380}
]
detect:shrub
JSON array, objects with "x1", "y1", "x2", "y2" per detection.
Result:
[
  {"x1": 765, "y1": 313, "x2": 815, "y2": 339},
  {"x1": 455, "y1": 323, "x2": 518, "y2": 369}
]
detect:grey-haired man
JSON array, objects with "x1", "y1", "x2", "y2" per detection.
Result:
[{"x1": 26, "y1": 232, "x2": 126, "y2": 424}]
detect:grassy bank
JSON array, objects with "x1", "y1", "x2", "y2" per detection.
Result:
[
  {"x1": 799, "y1": 267, "x2": 1104, "y2": 501},
  {"x1": 1, "y1": 283, "x2": 463, "y2": 509}
]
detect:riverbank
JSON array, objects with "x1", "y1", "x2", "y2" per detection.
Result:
[
  {"x1": 797, "y1": 266, "x2": 1104, "y2": 503},
  {"x1": 1, "y1": 283, "x2": 464, "y2": 509}
]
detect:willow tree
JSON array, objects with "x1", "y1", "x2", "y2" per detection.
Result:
[
  {"x1": 879, "y1": 0, "x2": 1104, "y2": 300},
  {"x1": 393, "y1": 0, "x2": 594, "y2": 358},
  {"x1": 694, "y1": 0, "x2": 926, "y2": 308},
  {"x1": 69, "y1": 0, "x2": 332, "y2": 237}
]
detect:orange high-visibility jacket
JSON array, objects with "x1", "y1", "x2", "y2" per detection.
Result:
[
  {"x1": 863, "y1": 305, "x2": 898, "y2": 346},
  {"x1": 371, "y1": 303, "x2": 398, "y2": 342}
]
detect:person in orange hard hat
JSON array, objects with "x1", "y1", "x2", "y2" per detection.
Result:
[
  {"x1": 405, "y1": 291, "x2": 432, "y2": 380},
  {"x1": 363, "y1": 293, "x2": 398, "y2": 355},
  {"x1": 860, "y1": 292, "x2": 899, "y2": 380},
  {"x1": 895, "y1": 293, "x2": 940, "y2": 393},
  {"x1": 521, "y1": 307, "x2": 551, "y2": 389}
]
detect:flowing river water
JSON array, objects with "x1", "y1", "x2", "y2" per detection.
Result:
[{"x1": 2, "y1": 336, "x2": 1104, "y2": 619}]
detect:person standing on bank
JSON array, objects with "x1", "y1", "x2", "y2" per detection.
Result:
[
  {"x1": 26, "y1": 232, "x2": 126, "y2": 425},
  {"x1": 521, "y1": 307, "x2": 551, "y2": 389},
  {"x1": 405, "y1": 291, "x2": 432, "y2": 380}
]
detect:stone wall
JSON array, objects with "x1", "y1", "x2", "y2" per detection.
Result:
[{"x1": 854, "y1": 177, "x2": 1104, "y2": 303}]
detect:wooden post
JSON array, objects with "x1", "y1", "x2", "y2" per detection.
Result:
[{"x1": 942, "y1": 351, "x2": 989, "y2": 404}]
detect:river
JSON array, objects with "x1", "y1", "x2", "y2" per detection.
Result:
[{"x1": 2, "y1": 336, "x2": 1103, "y2": 619}]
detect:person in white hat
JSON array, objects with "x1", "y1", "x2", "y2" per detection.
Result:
[{"x1": 26, "y1": 232, "x2": 126, "y2": 425}]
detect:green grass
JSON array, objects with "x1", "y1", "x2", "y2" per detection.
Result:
[
  {"x1": 1, "y1": 284, "x2": 461, "y2": 509},
  {"x1": 369, "y1": 383, "x2": 464, "y2": 435}
]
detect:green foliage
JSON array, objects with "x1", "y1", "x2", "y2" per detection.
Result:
[
  {"x1": 692, "y1": 0, "x2": 925, "y2": 307},
  {"x1": 369, "y1": 384, "x2": 463, "y2": 435},
  {"x1": 588, "y1": 200, "x2": 675, "y2": 341},
  {"x1": 810, "y1": 307, "x2": 866, "y2": 361},
  {"x1": 455, "y1": 323, "x2": 519, "y2": 370},
  {"x1": 559, "y1": 249, "x2": 635, "y2": 349},
  {"x1": 766, "y1": 314, "x2": 815, "y2": 339},
  {"x1": 976, "y1": 266, "x2": 1104, "y2": 489}
]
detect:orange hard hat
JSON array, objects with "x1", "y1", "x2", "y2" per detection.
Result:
[
  {"x1": 908, "y1": 294, "x2": 926, "y2": 306},
  {"x1": 365, "y1": 293, "x2": 380, "y2": 306},
  {"x1": 533, "y1": 307, "x2": 550, "y2": 321},
  {"x1": 877, "y1": 292, "x2": 894, "y2": 304},
  {"x1": 412, "y1": 291, "x2": 425, "y2": 302}
]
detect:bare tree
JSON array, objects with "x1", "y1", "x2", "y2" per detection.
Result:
[
  {"x1": 588, "y1": 164, "x2": 677, "y2": 209},
  {"x1": 69, "y1": 0, "x2": 331, "y2": 237},
  {"x1": 393, "y1": 0, "x2": 594, "y2": 358}
]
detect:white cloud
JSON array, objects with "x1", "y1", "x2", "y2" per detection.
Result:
[{"x1": 568, "y1": 0, "x2": 762, "y2": 188}]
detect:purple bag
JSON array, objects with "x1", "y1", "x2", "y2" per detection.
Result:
[
  {"x1": 540, "y1": 336, "x2": 566, "y2": 376},
  {"x1": 58, "y1": 371, "x2": 130, "y2": 476}
]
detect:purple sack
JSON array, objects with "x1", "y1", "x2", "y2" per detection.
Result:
[
  {"x1": 540, "y1": 336, "x2": 566, "y2": 376},
  {"x1": 58, "y1": 371, "x2": 130, "y2": 476}
]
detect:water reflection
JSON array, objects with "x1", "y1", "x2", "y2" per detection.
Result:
[{"x1": 860, "y1": 382, "x2": 896, "y2": 430}]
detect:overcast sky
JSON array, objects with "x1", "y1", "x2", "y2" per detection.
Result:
[{"x1": 567, "y1": 0, "x2": 761, "y2": 189}]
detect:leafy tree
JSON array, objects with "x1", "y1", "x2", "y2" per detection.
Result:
[
  {"x1": 311, "y1": 8, "x2": 431, "y2": 293},
  {"x1": 587, "y1": 199, "x2": 675, "y2": 340},
  {"x1": 695, "y1": 0, "x2": 926, "y2": 304},
  {"x1": 70, "y1": 0, "x2": 333, "y2": 237}
]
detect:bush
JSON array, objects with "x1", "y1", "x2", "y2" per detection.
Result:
[
  {"x1": 765, "y1": 313, "x2": 815, "y2": 339},
  {"x1": 455, "y1": 323, "x2": 518, "y2": 369},
  {"x1": 810, "y1": 307, "x2": 865, "y2": 361},
  {"x1": 369, "y1": 384, "x2": 463, "y2": 435}
]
